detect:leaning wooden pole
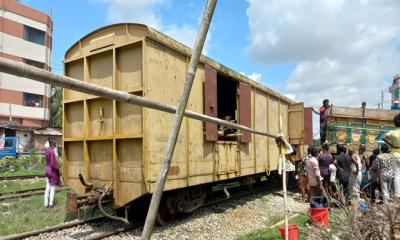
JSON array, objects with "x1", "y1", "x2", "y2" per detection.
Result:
[
  {"x1": 279, "y1": 115, "x2": 289, "y2": 240},
  {"x1": 0, "y1": 58, "x2": 279, "y2": 139},
  {"x1": 141, "y1": 0, "x2": 217, "y2": 239}
]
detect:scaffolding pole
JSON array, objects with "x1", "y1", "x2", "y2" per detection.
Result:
[{"x1": 141, "y1": 0, "x2": 217, "y2": 238}]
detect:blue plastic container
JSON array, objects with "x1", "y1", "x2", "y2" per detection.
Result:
[{"x1": 310, "y1": 196, "x2": 328, "y2": 208}]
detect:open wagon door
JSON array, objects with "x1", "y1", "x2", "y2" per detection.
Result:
[
  {"x1": 288, "y1": 103, "x2": 313, "y2": 145},
  {"x1": 204, "y1": 65, "x2": 218, "y2": 141}
]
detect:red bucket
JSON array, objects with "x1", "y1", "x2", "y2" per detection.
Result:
[
  {"x1": 308, "y1": 208, "x2": 329, "y2": 226},
  {"x1": 278, "y1": 224, "x2": 299, "y2": 240}
]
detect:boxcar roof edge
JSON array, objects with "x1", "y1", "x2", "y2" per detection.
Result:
[{"x1": 64, "y1": 23, "x2": 296, "y2": 104}]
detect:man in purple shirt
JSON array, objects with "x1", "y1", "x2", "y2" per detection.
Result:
[{"x1": 44, "y1": 140, "x2": 60, "y2": 208}]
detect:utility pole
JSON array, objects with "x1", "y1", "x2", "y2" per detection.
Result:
[{"x1": 381, "y1": 90, "x2": 384, "y2": 109}]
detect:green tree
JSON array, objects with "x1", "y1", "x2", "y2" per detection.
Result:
[{"x1": 50, "y1": 86, "x2": 63, "y2": 127}]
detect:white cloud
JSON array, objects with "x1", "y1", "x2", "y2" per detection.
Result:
[
  {"x1": 284, "y1": 93, "x2": 296, "y2": 101},
  {"x1": 246, "y1": 0, "x2": 400, "y2": 109},
  {"x1": 102, "y1": 0, "x2": 165, "y2": 29},
  {"x1": 97, "y1": 0, "x2": 211, "y2": 53},
  {"x1": 240, "y1": 71, "x2": 262, "y2": 82}
]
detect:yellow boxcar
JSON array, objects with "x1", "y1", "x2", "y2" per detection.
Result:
[{"x1": 63, "y1": 23, "x2": 311, "y2": 220}]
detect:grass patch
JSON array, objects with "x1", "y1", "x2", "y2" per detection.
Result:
[
  {"x1": 0, "y1": 179, "x2": 46, "y2": 193},
  {"x1": 0, "y1": 190, "x2": 113, "y2": 236},
  {"x1": 0, "y1": 169, "x2": 44, "y2": 177},
  {"x1": 237, "y1": 214, "x2": 310, "y2": 240},
  {"x1": 0, "y1": 190, "x2": 70, "y2": 236}
]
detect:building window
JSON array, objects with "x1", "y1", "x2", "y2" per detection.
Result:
[
  {"x1": 23, "y1": 25, "x2": 45, "y2": 45},
  {"x1": 23, "y1": 58, "x2": 45, "y2": 69},
  {"x1": 23, "y1": 93, "x2": 43, "y2": 108}
]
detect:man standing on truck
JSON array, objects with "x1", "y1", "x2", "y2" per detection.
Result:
[{"x1": 312, "y1": 99, "x2": 331, "y2": 144}]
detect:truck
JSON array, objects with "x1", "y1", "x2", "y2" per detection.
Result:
[{"x1": 325, "y1": 106, "x2": 399, "y2": 153}]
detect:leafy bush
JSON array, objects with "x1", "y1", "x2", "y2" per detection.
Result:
[{"x1": 0, "y1": 150, "x2": 46, "y2": 173}]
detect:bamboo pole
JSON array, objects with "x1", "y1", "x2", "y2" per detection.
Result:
[
  {"x1": 279, "y1": 114, "x2": 289, "y2": 240},
  {"x1": 141, "y1": 0, "x2": 217, "y2": 239},
  {"x1": 0, "y1": 57, "x2": 279, "y2": 139}
]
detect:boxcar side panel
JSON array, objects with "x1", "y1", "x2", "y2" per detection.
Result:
[
  {"x1": 254, "y1": 90, "x2": 268, "y2": 173},
  {"x1": 280, "y1": 102, "x2": 289, "y2": 138},
  {"x1": 267, "y1": 97, "x2": 280, "y2": 171},
  {"x1": 145, "y1": 39, "x2": 190, "y2": 191}
]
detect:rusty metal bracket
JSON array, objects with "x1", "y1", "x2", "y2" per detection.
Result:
[{"x1": 79, "y1": 173, "x2": 93, "y2": 191}]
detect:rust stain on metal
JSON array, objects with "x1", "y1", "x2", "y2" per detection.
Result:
[
  {"x1": 67, "y1": 192, "x2": 78, "y2": 213},
  {"x1": 168, "y1": 165, "x2": 180, "y2": 176}
]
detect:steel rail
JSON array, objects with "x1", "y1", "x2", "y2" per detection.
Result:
[
  {"x1": 0, "y1": 216, "x2": 106, "y2": 240},
  {"x1": 0, "y1": 175, "x2": 44, "y2": 181},
  {"x1": 0, "y1": 187, "x2": 69, "y2": 202},
  {"x1": 0, "y1": 187, "x2": 45, "y2": 196}
]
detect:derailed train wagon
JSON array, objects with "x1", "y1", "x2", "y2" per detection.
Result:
[{"x1": 63, "y1": 23, "x2": 312, "y2": 222}]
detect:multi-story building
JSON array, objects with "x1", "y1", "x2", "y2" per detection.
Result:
[
  {"x1": 390, "y1": 74, "x2": 400, "y2": 110},
  {"x1": 0, "y1": 0, "x2": 52, "y2": 127}
]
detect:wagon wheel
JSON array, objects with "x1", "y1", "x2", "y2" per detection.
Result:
[{"x1": 156, "y1": 197, "x2": 174, "y2": 225}]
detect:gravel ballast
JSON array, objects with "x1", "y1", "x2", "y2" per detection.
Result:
[
  {"x1": 112, "y1": 189, "x2": 308, "y2": 240},
  {"x1": 23, "y1": 188, "x2": 308, "y2": 240}
]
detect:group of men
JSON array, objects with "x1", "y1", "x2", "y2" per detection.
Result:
[{"x1": 300, "y1": 100, "x2": 400, "y2": 205}]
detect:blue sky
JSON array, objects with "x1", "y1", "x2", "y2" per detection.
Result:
[
  {"x1": 21, "y1": 0, "x2": 400, "y2": 112},
  {"x1": 21, "y1": 0, "x2": 293, "y2": 93}
]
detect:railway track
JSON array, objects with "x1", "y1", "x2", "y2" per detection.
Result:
[
  {"x1": 0, "y1": 175, "x2": 45, "y2": 181},
  {"x1": 0, "y1": 187, "x2": 69, "y2": 202},
  {"x1": 0, "y1": 216, "x2": 140, "y2": 240},
  {"x1": 0, "y1": 181, "x2": 282, "y2": 240}
]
